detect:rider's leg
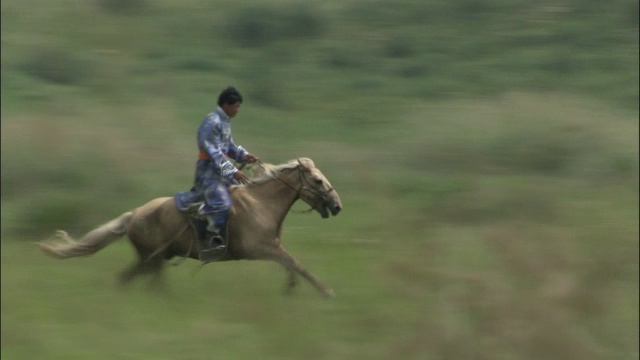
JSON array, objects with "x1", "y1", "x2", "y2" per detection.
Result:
[
  {"x1": 197, "y1": 181, "x2": 231, "y2": 262},
  {"x1": 204, "y1": 210, "x2": 229, "y2": 248},
  {"x1": 174, "y1": 186, "x2": 202, "y2": 213}
]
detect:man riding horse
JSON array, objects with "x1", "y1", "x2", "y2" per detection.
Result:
[{"x1": 175, "y1": 86, "x2": 258, "y2": 263}]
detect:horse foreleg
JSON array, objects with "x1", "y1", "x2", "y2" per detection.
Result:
[
  {"x1": 260, "y1": 246, "x2": 335, "y2": 298},
  {"x1": 284, "y1": 270, "x2": 298, "y2": 296}
]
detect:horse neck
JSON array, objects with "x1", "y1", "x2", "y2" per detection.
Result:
[{"x1": 250, "y1": 170, "x2": 301, "y2": 220}]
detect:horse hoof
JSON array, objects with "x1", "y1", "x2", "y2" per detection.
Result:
[{"x1": 324, "y1": 289, "x2": 336, "y2": 298}]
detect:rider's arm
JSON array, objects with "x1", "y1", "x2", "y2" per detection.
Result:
[
  {"x1": 227, "y1": 137, "x2": 248, "y2": 163},
  {"x1": 198, "y1": 116, "x2": 238, "y2": 179}
]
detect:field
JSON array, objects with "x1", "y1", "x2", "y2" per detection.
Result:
[{"x1": 2, "y1": 1, "x2": 638, "y2": 359}]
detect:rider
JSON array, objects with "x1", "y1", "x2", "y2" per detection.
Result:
[{"x1": 175, "y1": 86, "x2": 258, "y2": 262}]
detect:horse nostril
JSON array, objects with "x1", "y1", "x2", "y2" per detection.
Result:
[{"x1": 334, "y1": 205, "x2": 342, "y2": 213}]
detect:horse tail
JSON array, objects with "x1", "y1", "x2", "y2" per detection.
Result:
[{"x1": 38, "y1": 211, "x2": 134, "y2": 259}]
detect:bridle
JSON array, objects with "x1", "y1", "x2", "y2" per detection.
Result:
[
  {"x1": 276, "y1": 159, "x2": 334, "y2": 200},
  {"x1": 254, "y1": 159, "x2": 334, "y2": 215},
  {"x1": 240, "y1": 159, "x2": 334, "y2": 211}
]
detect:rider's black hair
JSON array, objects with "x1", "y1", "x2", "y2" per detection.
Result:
[{"x1": 217, "y1": 86, "x2": 243, "y2": 106}]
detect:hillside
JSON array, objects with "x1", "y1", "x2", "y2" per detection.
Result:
[{"x1": 1, "y1": 1, "x2": 638, "y2": 359}]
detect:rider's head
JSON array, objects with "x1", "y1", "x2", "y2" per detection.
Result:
[{"x1": 218, "y1": 86, "x2": 243, "y2": 118}]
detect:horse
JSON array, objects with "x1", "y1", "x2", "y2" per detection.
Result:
[{"x1": 38, "y1": 158, "x2": 342, "y2": 297}]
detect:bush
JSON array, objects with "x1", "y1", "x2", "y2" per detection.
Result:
[
  {"x1": 21, "y1": 46, "x2": 93, "y2": 85},
  {"x1": 13, "y1": 193, "x2": 90, "y2": 237},
  {"x1": 383, "y1": 36, "x2": 415, "y2": 59},
  {"x1": 97, "y1": 0, "x2": 147, "y2": 14},
  {"x1": 281, "y1": 5, "x2": 326, "y2": 39},
  {"x1": 224, "y1": 4, "x2": 326, "y2": 47},
  {"x1": 488, "y1": 129, "x2": 578, "y2": 173}
]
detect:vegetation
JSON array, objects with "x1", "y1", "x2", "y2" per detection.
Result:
[{"x1": 2, "y1": 0, "x2": 638, "y2": 359}]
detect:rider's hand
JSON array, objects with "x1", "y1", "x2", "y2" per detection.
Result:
[
  {"x1": 244, "y1": 154, "x2": 258, "y2": 164},
  {"x1": 233, "y1": 170, "x2": 251, "y2": 185}
]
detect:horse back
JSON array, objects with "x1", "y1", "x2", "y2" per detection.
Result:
[{"x1": 128, "y1": 197, "x2": 189, "y2": 244}]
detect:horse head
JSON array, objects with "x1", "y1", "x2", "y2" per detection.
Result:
[{"x1": 294, "y1": 158, "x2": 342, "y2": 219}]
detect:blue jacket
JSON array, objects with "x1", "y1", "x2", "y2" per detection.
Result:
[
  {"x1": 174, "y1": 107, "x2": 249, "y2": 213},
  {"x1": 197, "y1": 107, "x2": 249, "y2": 183}
]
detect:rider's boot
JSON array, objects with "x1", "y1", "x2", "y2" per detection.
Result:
[
  {"x1": 198, "y1": 213, "x2": 226, "y2": 263},
  {"x1": 198, "y1": 235, "x2": 215, "y2": 263}
]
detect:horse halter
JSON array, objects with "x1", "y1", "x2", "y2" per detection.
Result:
[{"x1": 276, "y1": 159, "x2": 335, "y2": 202}]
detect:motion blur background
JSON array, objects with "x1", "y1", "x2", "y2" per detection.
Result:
[{"x1": 1, "y1": 0, "x2": 638, "y2": 359}]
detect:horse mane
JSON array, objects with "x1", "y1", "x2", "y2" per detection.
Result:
[{"x1": 244, "y1": 157, "x2": 315, "y2": 185}]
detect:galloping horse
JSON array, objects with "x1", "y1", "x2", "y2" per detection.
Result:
[{"x1": 39, "y1": 158, "x2": 342, "y2": 297}]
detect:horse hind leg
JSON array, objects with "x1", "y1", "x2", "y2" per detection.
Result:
[
  {"x1": 118, "y1": 261, "x2": 146, "y2": 286},
  {"x1": 118, "y1": 250, "x2": 166, "y2": 288},
  {"x1": 144, "y1": 257, "x2": 169, "y2": 293}
]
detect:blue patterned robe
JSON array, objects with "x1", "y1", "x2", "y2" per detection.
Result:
[{"x1": 175, "y1": 107, "x2": 249, "y2": 216}]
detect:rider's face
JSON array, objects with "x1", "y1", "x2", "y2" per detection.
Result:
[{"x1": 222, "y1": 102, "x2": 241, "y2": 118}]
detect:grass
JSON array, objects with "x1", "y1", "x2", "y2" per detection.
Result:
[
  {"x1": 2, "y1": 0, "x2": 639, "y2": 359},
  {"x1": 3, "y1": 94, "x2": 637, "y2": 359}
]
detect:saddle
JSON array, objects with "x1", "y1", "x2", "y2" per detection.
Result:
[{"x1": 180, "y1": 202, "x2": 229, "y2": 261}]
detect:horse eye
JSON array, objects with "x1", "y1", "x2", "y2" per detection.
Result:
[{"x1": 314, "y1": 178, "x2": 323, "y2": 185}]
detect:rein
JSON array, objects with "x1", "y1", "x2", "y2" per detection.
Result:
[
  {"x1": 238, "y1": 158, "x2": 334, "y2": 215},
  {"x1": 273, "y1": 172, "x2": 315, "y2": 214}
]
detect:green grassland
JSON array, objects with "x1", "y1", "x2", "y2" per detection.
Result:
[{"x1": 2, "y1": 0, "x2": 638, "y2": 359}]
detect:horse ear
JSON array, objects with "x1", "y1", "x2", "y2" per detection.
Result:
[{"x1": 297, "y1": 157, "x2": 315, "y2": 168}]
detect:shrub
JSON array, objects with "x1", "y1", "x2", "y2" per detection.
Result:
[
  {"x1": 281, "y1": 5, "x2": 326, "y2": 39},
  {"x1": 383, "y1": 37, "x2": 415, "y2": 59},
  {"x1": 21, "y1": 46, "x2": 93, "y2": 85},
  {"x1": 97, "y1": 0, "x2": 146, "y2": 14},
  {"x1": 18, "y1": 194, "x2": 90, "y2": 237},
  {"x1": 224, "y1": 4, "x2": 326, "y2": 47},
  {"x1": 488, "y1": 129, "x2": 578, "y2": 173}
]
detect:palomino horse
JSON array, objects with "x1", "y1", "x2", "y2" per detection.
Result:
[{"x1": 39, "y1": 158, "x2": 342, "y2": 297}]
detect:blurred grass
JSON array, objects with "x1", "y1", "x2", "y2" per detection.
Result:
[{"x1": 2, "y1": 0, "x2": 639, "y2": 359}]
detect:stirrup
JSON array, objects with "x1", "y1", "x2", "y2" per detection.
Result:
[
  {"x1": 198, "y1": 234, "x2": 224, "y2": 263},
  {"x1": 199, "y1": 248, "x2": 217, "y2": 262},
  {"x1": 208, "y1": 233, "x2": 226, "y2": 250}
]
